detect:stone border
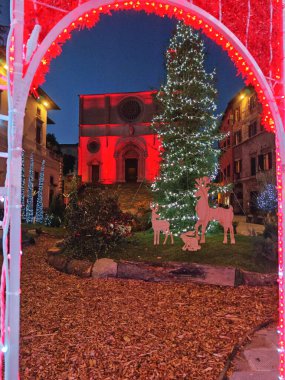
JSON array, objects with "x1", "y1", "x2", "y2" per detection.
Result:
[{"x1": 47, "y1": 241, "x2": 277, "y2": 287}]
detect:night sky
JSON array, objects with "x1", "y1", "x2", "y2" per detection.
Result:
[{"x1": 1, "y1": 7, "x2": 245, "y2": 144}]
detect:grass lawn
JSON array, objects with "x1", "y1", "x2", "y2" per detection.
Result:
[{"x1": 108, "y1": 230, "x2": 277, "y2": 274}]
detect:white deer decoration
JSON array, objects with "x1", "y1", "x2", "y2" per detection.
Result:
[
  {"x1": 194, "y1": 177, "x2": 235, "y2": 245},
  {"x1": 150, "y1": 203, "x2": 174, "y2": 245}
]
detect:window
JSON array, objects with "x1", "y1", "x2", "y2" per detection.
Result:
[
  {"x1": 36, "y1": 119, "x2": 43, "y2": 144},
  {"x1": 228, "y1": 113, "x2": 234, "y2": 125},
  {"x1": 234, "y1": 130, "x2": 242, "y2": 145},
  {"x1": 264, "y1": 152, "x2": 273, "y2": 170},
  {"x1": 248, "y1": 122, "x2": 257, "y2": 137},
  {"x1": 87, "y1": 140, "x2": 100, "y2": 153},
  {"x1": 50, "y1": 176, "x2": 54, "y2": 185},
  {"x1": 227, "y1": 136, "x2": 231, "y2": 147},
  {"x1": 249, "y1": 95, "x2": 256, "y2": 111},
  {"x1": 217, "y1": 171, "x2": 223, "y2": 183},
  {"x1": 251, "y1": 157, "x2": 256, "y2": 176},
  {"x1": 258, "y1": 152, "x2": 273, "y2": 171},
  {"x1": 49, "y1": 189, "x2": 54, "y2": 206},
  {"x1": 234, "y1": 108, "x2": 240, "y2": 123},
  {"x1": 36, "y1": 107, "x2": 41, "y2": 116},
  {"x1": 226, "y1": 164, "x2": 231, "y2": 178},
  {"x1": 250, "y1": 191, "x2": 258, "y2": 213},
  {"x1": 34, "y1": 171, "x2": 39, "y2": 180},
  {"x1": 92, "y1": 165, "x2": 100, "y2": 183},
  {"x1": 234, "y1": 160, "x2": 242, "y2": 174}
]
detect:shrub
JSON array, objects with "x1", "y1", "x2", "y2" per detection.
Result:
[
  {"x1": 49, "y1": 194, "x2": 65, "y2": 220},
  {"x1": 132, "y1": 208, "x2": 152, "y2": 232},
  {"x1": 254, "y1": 222, "x2": 278, "y2": 264},
  {"x1": 63, "y1": 187, "x2": 133, "y2": 260},
  {"x1": 44, "y1": 194, "x2": 65, "y2": 227},
  {"x1": 44, "y1": 213, "x2": 62, "y2": 227}
]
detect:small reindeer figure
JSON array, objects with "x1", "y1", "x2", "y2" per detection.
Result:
[
  {"x1": 194, "y1": 177, "x2": 235, "y2": 245},
  {"x1": 150, "y1": 203, "x2": 174, "y2": 245},
  {"x1": 180, "y1": 231, "x2": 201, "y2": 251}
]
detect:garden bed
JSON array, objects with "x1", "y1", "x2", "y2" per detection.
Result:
[
  {"x1": 105, "y1": 231, "x2": 277, "y2": 274},
  {"x1": 47, "y1": 231, "x2": 277, "y2": 287}
]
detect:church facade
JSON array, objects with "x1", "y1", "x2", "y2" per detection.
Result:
[{"x1": 78, "y1": 91, "x2": 160, "y2": 184}]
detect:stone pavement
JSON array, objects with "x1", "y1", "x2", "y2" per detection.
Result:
[{"x1": 229, "y1": 326, "x2": 279, "y2": 379}]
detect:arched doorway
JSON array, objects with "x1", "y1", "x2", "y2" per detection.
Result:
[
  {"x1": 114, "y1": 138, "x2": 147, "y2": 182},
  {"x1": 4, "y1": 1, "x2": 285, "y2": 378},
  {"x1": 125, "y1": 156, "x2": 138, "y2": 182}
]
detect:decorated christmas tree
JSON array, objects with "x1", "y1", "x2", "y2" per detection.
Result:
[
  {"x1": 151, "y1": 22, "x2": 222, "y2": 234},
  {"x1": 21, "y1": 150, "x2": 25, "y2": 220},
  {"x1": 35, "y1": 160, "x2": 45, "y2": 224},
  {"x1": 25, "y1": 153, "x2": 34, "y2": 223}
]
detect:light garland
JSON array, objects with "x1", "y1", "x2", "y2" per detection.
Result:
[
  {"x1": 21, "y1": 150, "x2": 25, "y2": 220},
  {"x1": 21, "y1": 0, "x2": 282, "y2": 134},
  {"x1": 35, "y1": 159, "x2": 45, "y2": 224},
  {"x1": 276, "y1": 140, "x2": 284, "y2": 379},
  {"x1": 256, "y1": 183, "x2": 278, "y2": 212},
  {"x1": 25, "y1": 153, "x2": 34, "y2": 224}
]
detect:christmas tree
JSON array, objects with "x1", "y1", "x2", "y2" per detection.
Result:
[
  {"x1": 35, "y1": 160, "x2": 45, "y2": 224},
  {"x1": 25, "y1": 153, "x2": 34, "y2": 223},
  {"x1": 152, "y1": 22, "x2": 222, "y2": 234},
  {"x1": 21, "y1": 150, "x2": 25, "y2": 220}
]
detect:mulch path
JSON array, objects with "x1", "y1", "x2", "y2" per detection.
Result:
[{"x1": 20, "y1": 236, "x2": 278, "y2": 379}]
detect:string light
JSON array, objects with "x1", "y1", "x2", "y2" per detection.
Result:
[
  {"x1": 151, "y1": 22, "x2": 223, "y2": 234},
  {"x1": 25, "y1": 153, "x2": 34, "y2": 223},
  {"x1": 35, "y1": 160, "x2": 45, "y2": 224}
]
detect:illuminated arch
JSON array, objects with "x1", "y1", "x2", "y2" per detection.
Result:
[
  {"x1": 23, "y1": 1, "x2": 283, "y2": 136},
  {"x1": 4, "y1": 1, "x2": 285, "y2": 379}
]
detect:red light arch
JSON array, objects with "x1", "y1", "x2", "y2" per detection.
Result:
[{"x1": 4, "y1": 1, "x2": 285, "y2": 379}]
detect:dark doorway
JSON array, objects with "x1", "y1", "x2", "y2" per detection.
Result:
[
  {"x1": 92, "y1": 165, "x2": 100, "y2": 183},
  {"x1": 249, "y1": 191, "x2": 258, "y2": 213},
  {"x1": 125, "y1": 159, "x2": 138, "y2": 182}
]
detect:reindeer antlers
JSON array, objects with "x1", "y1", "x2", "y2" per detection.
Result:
[
  {"x1": 150, "y1": 202, "x2": 159, "y2": 211},
  {"x1": 195, "y1": 177, "x2": 211, "y2": 188}
]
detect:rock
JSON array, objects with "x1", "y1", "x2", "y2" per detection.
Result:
[
  {"x1": 66, "y1": 259, "x2": 92, "y2": 278},
  {"x1": 48, "y1": 254, "x2": 68, "y2": 272},
  {"x1": 117, "y1": 261, "x2": 237, "y2": 286},
  {"x1": 92, "y1": 258, "x2": 118, "y2": 279},
  {"x1": 168, "y1": 262, "x2": 236, "y2": 286},
  {"x1": 55, "y1": 239, "x2": 65, "y2": 247},
  {"x1": 240, "y1": 270, "x2": 277, "y2": 286},
  {"x1": 117, "y1": 261, "x2": 167, "y2": 282},
  {"x1": 27, "y1": 229, "x2": 37, "y2": 236},
  {"x1": 47, "y1": 247, "x2": 62, "y2": 255}
]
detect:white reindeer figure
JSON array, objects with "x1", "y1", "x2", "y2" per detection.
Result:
[
  {"x1": 194, "y1": 177, "x2": 235, "y2": 245},
  {"x1": 150, "y1": 203, "x2": 174, "y2": 245}
]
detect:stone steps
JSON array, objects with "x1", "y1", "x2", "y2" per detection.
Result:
[{"x1": 115, "y1": 183, "x2": 153, "y2": 213}]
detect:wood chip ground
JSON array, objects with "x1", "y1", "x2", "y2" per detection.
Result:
[{"x1": 20, "y1": 236, "x2": 278, "y2": 379}]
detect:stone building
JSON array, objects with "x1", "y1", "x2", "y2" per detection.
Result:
[
  {"x1": 0, "y1": 53, "x2": 62, "y2": 208},
  {"x1": 78, "y1": 91, "x2": 160, "y2": 184},
  {"x1": 219, "y1": 86, "x2": 275, "y2": 215}
]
